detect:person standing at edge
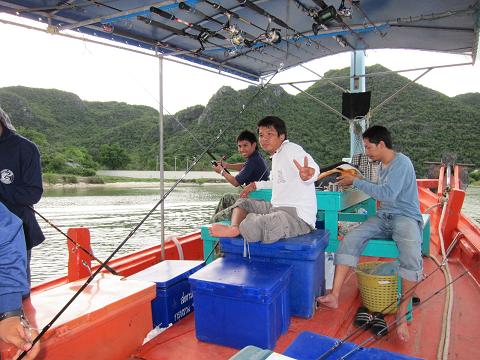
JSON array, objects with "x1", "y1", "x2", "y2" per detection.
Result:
[
  {"x1": 317, "y1": 125, "x2": 423, "y2": 342},
  {"x1": 0, "y1": 202, "x2": 40, "y2": 359},
  {"x1": 0, "y1": 106, "x2": 45, "y2": 284},
  {"x1": 210, "y1": 116, "x2": 319, "y2": 244}
]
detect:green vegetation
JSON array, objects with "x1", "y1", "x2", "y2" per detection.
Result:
[{"x1": 1, "y1": 64, "x2": 478, "y2": 179}]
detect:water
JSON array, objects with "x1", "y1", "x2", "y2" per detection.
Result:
[
  {"x1": 31, "y1": 184, "x2": 233, "y2": 285},
  {"x1": 31, "y1": 184, "x2": 479, "y2": 285}
]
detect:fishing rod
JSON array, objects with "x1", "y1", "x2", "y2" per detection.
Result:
[
  {"x1": 310, "y1": 0, "x2": 369, "y2": 50},
  {"x1": 150, "y1": 6, "x2": 226, "y2": 41},
  {"x1": 146, "y1": 7, "x2": 274, "y2": 64},
  {"x1": 316, "y1": 254, "x2": 453, "y2": 360},
  {"x1": 30, "y1": 206, "x2": 118, "y2": 275},
  {"x1": 338, "y1": 269, "x2": 470, "y2": 360},
  {"x1": 235, "y1": 0, "x2": 331, "y2": 53},
  {"x1": 17, "y1": 67, "x2": 282, "y2": 360},
  {"x1": 179, "y1": 1, "x2": 286, "y2": 62}
]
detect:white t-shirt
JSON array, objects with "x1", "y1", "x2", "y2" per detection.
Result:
[{"x1": 255, "y1": 140, "x2": 320, "y2": 228}]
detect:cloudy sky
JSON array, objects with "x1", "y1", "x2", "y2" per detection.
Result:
[{"x1": 1, "y1": 13, "x2": 479, "y2": 113}]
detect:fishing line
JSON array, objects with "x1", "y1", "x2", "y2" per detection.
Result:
[
  {"x1": 17, "y1": 66, "x2": 281, "y2": 360},
  {"x1": 30, "y1": 206, "x2": 118, "y2": 275},
  {"x1": 316, "y1": 253, "x2": 455, "y2": 360},
  {"x1": 338, "y1": 269, "x2": 469, "y2": 360}
]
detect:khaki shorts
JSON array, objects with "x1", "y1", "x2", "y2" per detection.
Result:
[{"x1": 233, "y1": 198, "x2": 312, "y2": 244}]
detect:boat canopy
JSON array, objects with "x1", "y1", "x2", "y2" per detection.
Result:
[{"x1": 0, "y1": 0, "x2": 478, "y2": 81}]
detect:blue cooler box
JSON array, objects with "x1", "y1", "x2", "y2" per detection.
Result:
[
  {"x1": 189, "y1": 257, "x2": 292, "y2": 350},
  {"x1": 128, "y1": 260, "x2": 204, "y2": 328},
  {"x1": 220, "y1": 229, "x2": 329, "y2": 318},
  {"x1": 283, "y1": 331, "x2": 422, "y2": 359}
]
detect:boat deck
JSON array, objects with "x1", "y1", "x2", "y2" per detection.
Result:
[{"x1": 131, "y1": 249, "x2": 480, "y2": 360}]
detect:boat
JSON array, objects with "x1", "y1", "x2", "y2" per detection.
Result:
[{"x1": 0, "y1": 1, "x2": 479, "y2": 359}]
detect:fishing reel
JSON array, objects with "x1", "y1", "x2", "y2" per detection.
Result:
[
  {"x1": 337, "y1": 0, "x2": 352, "y2": 18},
  {"x1": 310, "y1": 5, "x2": 337, "y2": 35},
  {"x1": 263, "y1": 28, "x2": 282, "y2": 44}
]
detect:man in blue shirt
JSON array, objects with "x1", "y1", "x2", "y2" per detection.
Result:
[
  {"x1": 210, "y1": 130, "x2": 269, "y2": 223},
  {"x1": 212, "y1": 130, "x2": 269, "y2": 187},
  {"x1": 0, "y1": 202, "x2": 40, "y2": 359},
  {"x1": 317, "y1": 125, "x2": 422, "y2": 342},
  {"x1": 0, "y1": 106, "x2": 45, "y2": 283}
]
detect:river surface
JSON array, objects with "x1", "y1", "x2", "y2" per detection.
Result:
[{"x1": 31, "y1": 184, "x2": 479, "y2": 285}]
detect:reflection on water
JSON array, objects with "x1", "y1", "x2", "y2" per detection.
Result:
[
  {"x1": 31, "y1": 185, "x2": 479, "y2": 285},
  {"x1": 32, "y1": 184, "x2": 234, "y2": 285}
]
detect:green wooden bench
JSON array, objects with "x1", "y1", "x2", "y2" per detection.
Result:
[{"x1": 325, "y1": 214, "x2": 431, "y2": 257}]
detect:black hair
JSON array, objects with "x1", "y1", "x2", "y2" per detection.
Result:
[
  {"x1": 362, "y1": 125, "x2": 392, "y2": 149},
  {"x1": 237, "y1": 130, "x2": 258, "y2": 145},
  {"x1": 257, "y1": 116, "x2": 287, "y2": 139}
]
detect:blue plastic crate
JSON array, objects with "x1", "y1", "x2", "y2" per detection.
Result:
[
  {"x1": 283, "y1": 331, "x2": 422, "y2": 359},
  {"x1": 189, "y1": 257, "x2": 292, "y2": 350},
  {"x1": 220, "y1": 229, "x2": 329, "y2": 318},
  {"x1": 128, "y1": 260, "x2": 204, "y2": 328}
]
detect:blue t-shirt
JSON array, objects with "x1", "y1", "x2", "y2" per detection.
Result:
[
  {"x1": 235, "y1": 150, "x2": 270, "y2": 186},
  {"x1": 353, "y1": 153, "x2": 422, "y2": 222}
]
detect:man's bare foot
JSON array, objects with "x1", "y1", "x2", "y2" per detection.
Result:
[
  {"x1": 315, "y1": 293, "x2": 339, "y2": 309},
  {"x1": 209, "y1": 223, "x2": 240, "y2": 238},
  {"x1": 396, "y1": 319, "x2": 409, "y2": 342}
]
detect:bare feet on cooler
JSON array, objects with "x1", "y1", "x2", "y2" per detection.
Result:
[
  {"x1": 315, "y1": 293, "x2": 339, "y2": 309},
  {"x1": 209, "y1": 223, "x2": 240, "y2": 238}
]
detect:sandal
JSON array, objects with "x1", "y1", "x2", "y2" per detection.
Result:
[
  {"x1": 353, "y1": 306, "x2": 373, "y2": 328},
  {"x1": 370, "y1": 312, "x2": 388, "y2": 337}
]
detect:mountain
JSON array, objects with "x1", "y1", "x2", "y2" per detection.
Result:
[{"x1": 0, "y1": 65, "x2": 478, "y2": 176}]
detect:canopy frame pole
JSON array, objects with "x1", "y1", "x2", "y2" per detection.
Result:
[
  {"x1": 157, "y1": 49, "x2": 166, "y2": 261},
  {"x1": 271, "y1": 62, "x2": 474, "y2": 86},
  {"x1": 349, "y1": 50, "x2": 366, "y2": 157},
  {"x1": 289, "y1": 84, "x2": 351, "y2": 122},
  {"x1": 370, "y1": 68, "x2": 432, "y2": 115}
]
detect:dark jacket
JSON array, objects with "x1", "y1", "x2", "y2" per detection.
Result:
[{"x1": 0, "y1": 127, "x2": 45, "y2": 250}]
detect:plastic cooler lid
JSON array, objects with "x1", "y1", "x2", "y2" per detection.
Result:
[
  {"x1": 128, "y1": 260, "x2": 204, "y2": 288},
  {"x1": 189, "y1": 258, "x2": 291, "y2": 301},
  {"x1": 220, "y1": 229, "x2": 329, "y2": 254}
]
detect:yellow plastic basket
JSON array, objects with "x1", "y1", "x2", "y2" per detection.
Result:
[{"x1": 355, "y1": 261, "x2": 399, "y2": 314}]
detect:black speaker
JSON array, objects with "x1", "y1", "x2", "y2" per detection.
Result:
[{"x1": 342, "y1": 91, "x2": 371, "y2": 119}]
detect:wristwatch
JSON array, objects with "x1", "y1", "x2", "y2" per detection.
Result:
[
  {"x1": 220, "y1": 168, "x2": 226, "y2": 176},
  {"x1": 0, "y1": 309, "x2": 24, "y2": 322}
]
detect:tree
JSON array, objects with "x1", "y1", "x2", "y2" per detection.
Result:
[{"x1": 99, "y1": 143, "x2": 130, "y2": 169}]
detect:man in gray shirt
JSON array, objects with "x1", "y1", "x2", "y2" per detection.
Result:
[{"x1": 317, "y1": 125, "x2": 422, "y2": 342}]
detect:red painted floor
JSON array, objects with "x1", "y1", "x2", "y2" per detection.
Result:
[{"x1": 131, "y1": 248, "x2": 480, "y2": 360}]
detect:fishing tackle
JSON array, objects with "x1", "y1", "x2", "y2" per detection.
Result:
[{"x1": 30, "y1": 206, "x2": 118, "y2": 275}]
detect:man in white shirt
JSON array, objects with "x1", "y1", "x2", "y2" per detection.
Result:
[{"x1": 210, "y1": 116, "x2": 319, "y2": 244}]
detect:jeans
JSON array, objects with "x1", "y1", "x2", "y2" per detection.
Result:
[{"x1": 335, "y1": 213, "x2": 423, "y2": 282}]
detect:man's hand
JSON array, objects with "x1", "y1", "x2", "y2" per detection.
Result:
[
  {"x1": 212, "y1": 163, "x2": 223, "y2": 174},
  {"x1": 336, "y1": 173, "x2": 357, "y2": 186},
  {"x1": 0, "y1": 316, "x2": 40, "y2": 359},
  {"x1": 240, "y1": 182, "x2": 256, "y2": 198},
  {"x1": 293, "y1": 156, "x2": 315, "y2": 181}
]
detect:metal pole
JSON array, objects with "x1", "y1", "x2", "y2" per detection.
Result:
[
  {"x1": 158, "y1": 53, "x2": 165, "y2": 261},
  {"x1": 350, "y1": 50, "x2": 366, "y2": 157}
]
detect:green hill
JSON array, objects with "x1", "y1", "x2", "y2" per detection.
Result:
[{"x1": 0, "y1": 64, "x2": 478, "y2": 176}]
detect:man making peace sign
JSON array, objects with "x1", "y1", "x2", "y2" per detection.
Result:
[{"x1": 210, "y1": 116, "x2": 320, "y2": 244}]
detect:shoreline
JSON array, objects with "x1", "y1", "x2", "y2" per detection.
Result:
[{"x1": 43, "y1": 180, "x2": 229, "y2": 189}]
